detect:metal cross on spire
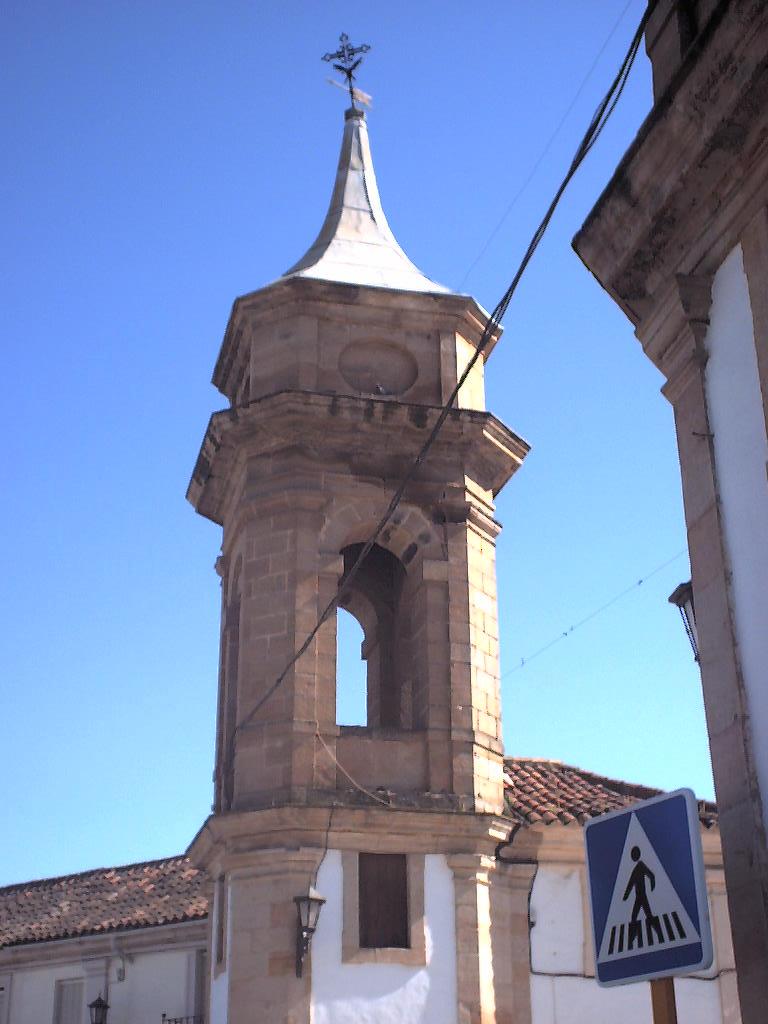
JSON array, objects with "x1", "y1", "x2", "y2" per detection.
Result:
[{"x1": 322, "y1": 33, "x2": 371, "y2": 109}]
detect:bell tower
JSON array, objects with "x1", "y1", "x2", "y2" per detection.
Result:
[{"x1": 187, "y1": 100, "x2": 531, "y2": 1024}]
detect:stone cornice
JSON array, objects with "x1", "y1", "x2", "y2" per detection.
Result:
[
  {"x1": 0, "y1": 919, "x2": 207, "y2": 970},
  {"x1": 502, "y1": 818, "x2": 724, "y2": 869},
  {"x1": 187, "y1": 806, "x2": 513, "y2": 875},
  {"x1": 187, "y1": 809, "x2": 725, "y2": 880},
  {"x1": 187, "y1": 390, "x2": 529, "y2": 525},
  {"x1": 466, "y1": 502, "x2": 503, "y2": 543},
  {"x1": 573, "y1": 0, "x2": 768, "y2": 323}
]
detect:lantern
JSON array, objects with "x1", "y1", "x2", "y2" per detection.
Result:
[
  {"x1": 294, "y1": 886, "x2": 326, "y2": 977},
  {"x1": 668, "y1": 581, "x2": 699, "y2": 662}
]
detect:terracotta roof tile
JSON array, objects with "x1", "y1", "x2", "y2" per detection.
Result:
[
  {"x1": 0, "y1": 760, "x2": 717, "y2": 949},
  {"x1": 504, "y1": 757, "x2": 717, "y2": 829},
  {"x1": 0, "y1": 856, "x2": 208, "y2": 950}
]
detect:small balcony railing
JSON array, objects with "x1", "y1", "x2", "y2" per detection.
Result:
[{"x1": 161, "y1": 1015, "x2": 204, "y2": 1024}]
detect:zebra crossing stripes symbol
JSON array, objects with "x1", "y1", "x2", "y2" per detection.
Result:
[
  {"x1": 584, "y1": 788, "x2": 713, "y2": 986},
  {"x1": 597, "y1": 812, "x2": 699, "y2": 965},
  {"x1": 606, "y1": 905, "x2": 687, "y2": 955}
]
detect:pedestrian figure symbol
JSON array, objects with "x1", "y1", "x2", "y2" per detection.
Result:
[
  {"x1": 584, "y1": 788, "x2": 713, "y2": 986},
  {"x1": 598, "y1": 813, "x2": 697, "y2": 963},
  {"x1": 624, "y1": 846, "x2": 655, "y2": 921}
]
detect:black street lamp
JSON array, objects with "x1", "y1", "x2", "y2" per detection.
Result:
[
  {"x1": 88, "y1": 995, "x2": 110, "y2": 1024},
  {"x1": 669, "y1": 580, "x2": 699, "y2": 662},
  {"x1": 294, "y1": 886, "x2": 326, "y2": 977}
]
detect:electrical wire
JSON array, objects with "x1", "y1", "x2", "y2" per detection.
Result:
[
  {"x1": 457, "y1": 0, "x2": 637, "y2": 291},
  {"x1": 312, "y1": 804, "x2": 337, "y2": 887},
  {"x1": 502, "y1": 549, "x2": 687, "y2": 678},
  {"x1": 228, "y1": 1, "x2": 658, "y2": 769},
  {"x1": 314, "y1": 731, "x2": 392, "y2": 806}
]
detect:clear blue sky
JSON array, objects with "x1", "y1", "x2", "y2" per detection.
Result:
[{"x1": 1, "y1": 1, "x2": 712, "y2": 886}]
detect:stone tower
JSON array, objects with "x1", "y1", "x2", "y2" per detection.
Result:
[{"x1": 187, "y1": 106, "x2": 531, "y2": 1024}]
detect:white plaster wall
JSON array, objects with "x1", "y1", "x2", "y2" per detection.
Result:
[
  {"x1": 529, "y1": 865, "x2": 731, "y2": 1024},
  {"x1": 207, "y1": 962, "x2": 225, "y2": 1024},
  {"x1": 530, "y1": 865, "x2": 584, "y2": 975},
  {"x1": 531, "y1": 974, "x2": 729, "y2": 1024},
  {"x1": 109, "y1": 949, "x2": 191, "y2": 1024},
  {"x1": 675, "y1": 978, "x2": 727, "y2": 1024},
  {"x1": 311, "y1": 851, "x2": 457, "y2": 1024},
  {"x1": 6, "y1": 961, "x2": 84, "y2": 1024},
  {"x1": 531, "y1": 974, "x2": 651, "y2": 1024},
  {"x1": 208, "y1": 963, "x2": 228, "y2": 1024},
  {"x1": 6, "y1": 947, "x2": 195, "y2": 1024},
  {"x1": 704, "y1": 243, "x2": 768, "y2": 825}
]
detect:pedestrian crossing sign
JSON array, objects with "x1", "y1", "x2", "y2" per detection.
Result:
[{"x1": 584, "y1": 788, "x2": 713, "y2": 986}]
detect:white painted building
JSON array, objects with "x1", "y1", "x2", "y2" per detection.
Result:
[
  {"x1": 0, "y1": 857, "x2": 207, "y2": 1024},
  {"x1": 0, "y1": 761, "x2": 740, "y2": 1024}
]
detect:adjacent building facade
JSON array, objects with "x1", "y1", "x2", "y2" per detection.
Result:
[
  {"x1": 0, "y1": 857, "x2": 208, "y2": 1024},
  {"x1": 573, "y1": 2, "x2": 768, "y2": 1019}
]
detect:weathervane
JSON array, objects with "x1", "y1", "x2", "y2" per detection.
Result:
[{"x1": 322, "y1": 33, "x2": 372, "y2": 109}]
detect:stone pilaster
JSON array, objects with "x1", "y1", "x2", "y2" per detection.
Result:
[
  {"x1": 490, "y1": 860, "x2": 537, "y2": 1024},
  {"x1": 448, "y1": 854, "x2": 498, "y2": 1024},
  {"x1": 637, "y1": 273, "x2": 768, "y2": 1012},
  {"x1": 224, "y1": 849, "x2": 321, "y2": 1024}
]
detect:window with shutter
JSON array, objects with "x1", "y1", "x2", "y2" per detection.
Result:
[
  {"x1": 342, "y1": 851, "x2": 425, "y2": 965},
  {"x1": 53, "y1": 979, "x2": 84, "y2": 1024},
  {"x1": 358, "y1": 852, "x2": 409, "y2": 948}
]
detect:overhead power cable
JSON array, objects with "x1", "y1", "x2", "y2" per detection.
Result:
[
  {"x1": 457, "y1": 0, "x2": 637, "y2": 291},
  {"x1": 230, "y1": 1, "x2": 657, "y2": 755},
  {"x1": 501, "y1": 549, "x2": 687, "y2": 678}
]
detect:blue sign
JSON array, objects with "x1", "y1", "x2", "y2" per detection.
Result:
[{"x1": 584, "y1": 788, "x2": 713, "y2": 986}]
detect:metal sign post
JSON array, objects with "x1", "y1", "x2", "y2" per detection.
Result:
[{"x1": 584, "y1": 788, "x2": 712, "y2": 1012}]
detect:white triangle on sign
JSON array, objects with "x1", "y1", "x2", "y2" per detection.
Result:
[{"x1": 597, "y1": 812, "x2": 700, "y2": 964}]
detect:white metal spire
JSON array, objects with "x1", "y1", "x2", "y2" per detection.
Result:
[{"x1": 282, "y1": 108, "x2": 449, "y2": 293}]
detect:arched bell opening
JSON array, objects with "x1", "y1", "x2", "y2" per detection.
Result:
[
  {"x1": 337, "y1": 542, "x2": 409, "y2": 729},
  {"x1": 336, "y1": 606, "x2": 367, "y2": 726}
]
